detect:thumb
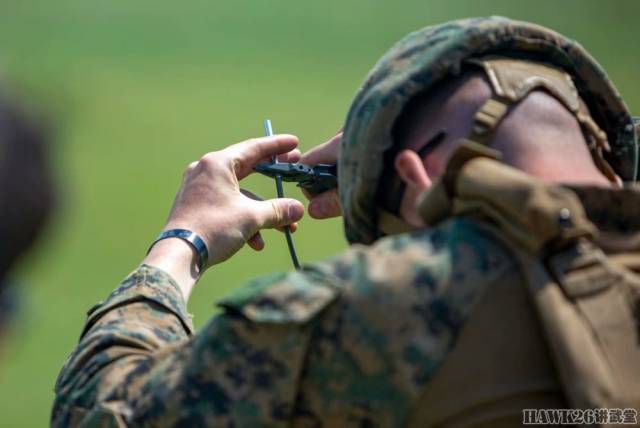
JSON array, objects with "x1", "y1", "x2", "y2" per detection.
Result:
[
  {"x1": 255, "y1": 198, "x2": 305, "y2": 229},
  {"x1": 308, "y1": 189, "x2": 341, "y2": 219}
]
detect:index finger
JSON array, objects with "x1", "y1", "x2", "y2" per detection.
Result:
[
  {"x1": 300, "y1": 131, "x2": 342, "y2": 166},
  {"x1": 227, "y1": 134, "x2": 299, "y2": 179}
]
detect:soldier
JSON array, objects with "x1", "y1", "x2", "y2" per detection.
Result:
[
  {"x1": 0, "y1": 90, "x2": 54, "y2": 353},
  {"x1": 53, "y1": 17, "x2": 640, "y2": 427}
]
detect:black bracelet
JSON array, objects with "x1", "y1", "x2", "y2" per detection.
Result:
[{"x1": 148, "y1": 229, "x2": 209, "y2": 273}]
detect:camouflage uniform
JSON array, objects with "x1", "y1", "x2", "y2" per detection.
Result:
[
  {"x1": 53, "y1": 213, "x2": 510, "y2": 426},
  {"x1": 53, "y1": 17, "x2": 639, "y2": 427}
]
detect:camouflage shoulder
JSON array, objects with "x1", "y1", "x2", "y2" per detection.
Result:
[
  {"x1": 217, "y1": 216, "x2": 512, "y2": 327},
  {"x1": 83, "y1": 264, "x2": 194, "y2": 337},
  {"x1": 216, "y1": 265, "x2": 344, "y2": 324}
]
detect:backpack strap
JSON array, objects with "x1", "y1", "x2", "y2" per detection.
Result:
[{"x1": 505, "y1": 237, "x2": 640, "y2": 412}]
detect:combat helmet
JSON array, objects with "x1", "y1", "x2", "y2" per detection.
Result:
[{"x1": 339, "y1": 16, "x2": 638, "y2": 245}]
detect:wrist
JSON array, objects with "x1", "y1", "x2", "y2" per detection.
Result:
[
  {"x1": 156, "y1": 226, "x2": 210, "y2": 271},
  {"x1": 144, "y1": 238, "x2": 200, "y2": 301}
]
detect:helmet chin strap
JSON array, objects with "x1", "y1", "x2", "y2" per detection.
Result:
[
  {"x1": 464, "y1": 56, "x2": 617, "y2": 182},
  {"x1": 376, "y1": 56, "x2": 618, "y2": 238}
]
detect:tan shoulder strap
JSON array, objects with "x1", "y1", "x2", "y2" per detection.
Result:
[
  {"x1": 417, "y1": 142, "x2": 596, "y2": 252},
  {"x1": 506, "y1": 237, "x2": 640, "y2": 412}
]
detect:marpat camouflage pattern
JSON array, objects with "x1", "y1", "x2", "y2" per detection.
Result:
[{"x1": 53, "y1": 216, "x2": 511, "y2": 426}]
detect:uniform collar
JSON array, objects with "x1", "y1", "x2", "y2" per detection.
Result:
[{"x1": 416, "y1": 142, "x2": 640, "y2": 254}]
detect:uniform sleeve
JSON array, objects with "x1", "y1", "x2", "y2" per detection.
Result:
[
  {"x1": 51, "y1": 264, "x2": 194, "y2": 426},
  {"x1": 52, "y1": 219, "x2": 512, "y2": 427},
  {"x1": 51, "y1": 265, "x2": 331, "y2": 427}
]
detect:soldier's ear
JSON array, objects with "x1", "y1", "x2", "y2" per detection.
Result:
[{"x1": 394, "y1": 150, "x2": 432, "y2": 191}]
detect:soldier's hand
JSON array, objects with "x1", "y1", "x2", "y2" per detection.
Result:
[
  {"x1": 300, "y1": 131, "x2": 342, "y2": 219},
  {"x1": 164, "y1": 135, "x2": 305, "y2": 266}
]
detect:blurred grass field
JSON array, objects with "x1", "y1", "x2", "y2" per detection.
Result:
[{"x1": 0, "y1": 0, "x2": 638, "y2": 425}]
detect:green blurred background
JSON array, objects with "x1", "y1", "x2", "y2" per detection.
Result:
[{"x1": 0, "y1": 0, "x2": 638, "y2": 425}]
